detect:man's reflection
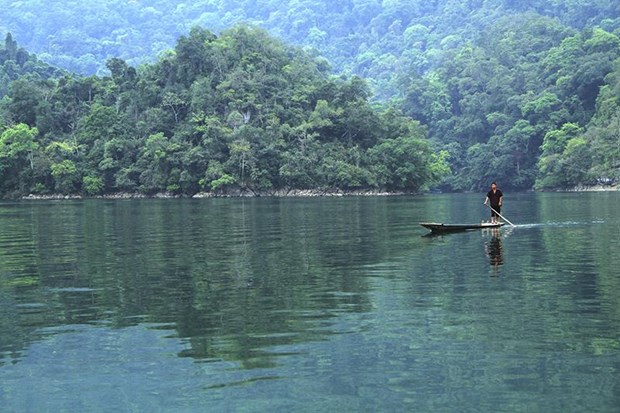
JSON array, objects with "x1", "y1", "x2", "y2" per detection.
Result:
[{"x1": 485, "y1": 228, "x2": 503, "y2": 273}]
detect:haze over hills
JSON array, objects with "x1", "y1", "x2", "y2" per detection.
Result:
[
  {"x1": 2, "y1": 1, "x2": 619, "y2": 85},
  {"x1": 1, "y1": 0, "x2": 620, "y2": 194}
]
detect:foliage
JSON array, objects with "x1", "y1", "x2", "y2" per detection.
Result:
[
  {"x1": 0, "y1": 27, "x2": 446, "y2": 197},
  {"x1": 0, "y1": 123, "x2": 40, "y2": 194},
  {"x1": 2, "y1": 1, "x2": 620, "y2": 191},
  {"x1": 401, "y1": 15, "x2": 620, "y2": 190},
  {"x1": 0, "y1": 34, "x2": 65, "y2": 98},
  {"x1": 1, "y1": 0, "x2": 618, "y2": 79},
  {"x1": 575, "y1": 59, "x2": 620, "y2": 186}
]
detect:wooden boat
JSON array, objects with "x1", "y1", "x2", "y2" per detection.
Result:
[{"x1": 420, "y1": 222, "x2": 505, "y2": 233}]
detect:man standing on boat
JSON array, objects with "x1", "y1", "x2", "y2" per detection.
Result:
[{"x1": 484, "y1": 182, "x2": 503, "y2": 224}]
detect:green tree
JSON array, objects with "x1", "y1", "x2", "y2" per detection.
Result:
[
  {"x1": 0, "y1": 123, "x2": 38, "y2": 170},
  {"x1": 0, "y1": 123, "x2": 40, "y2": 193},
  {"x1": 136, "y1": 132, "x2": 181, "y2": 193},
  {"x1": 7, "y1": 78, "x2": 44, "y2": 125},
  {"x1": 82, "y1": 175, "x2": 104, "y2": 195},
  {"x1": 367, "y1": 124, "x2": 441, "y2": 191},
  {"x1": 50, "y1": 159, "x2": 80, "y2": 194},
  {"x1": 536, "y1": 122, "x2": 584, "y2": 188}
]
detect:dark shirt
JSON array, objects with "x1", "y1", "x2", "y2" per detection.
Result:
[{"x1": 486, "y1": 189, "x2": 503, "y2": 207}]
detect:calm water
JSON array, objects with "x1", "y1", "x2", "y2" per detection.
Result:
[{"x1": 0, "y1": 192, "x2": 619, "y2": 412}]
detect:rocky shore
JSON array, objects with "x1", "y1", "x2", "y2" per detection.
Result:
[
  {"x1": 565, "y1": 184, "x2": 618, "y2": 192},
  {"x1": 20, "y1": 188, "x2": 414, "y2": 200},
  {"x1": 18, "y1": 184, "x2": 617, "y2": 200}
]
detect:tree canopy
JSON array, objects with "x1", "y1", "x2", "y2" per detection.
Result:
[
  {"x1": 401, "y1": 15, "x2": 620, "y2": 190},
  {"x1": 2, "y1": 0, "x2": 620, "y2": 192},
  {"x1": 0, "y1": 28, "x2": 446, "y2": 198}
]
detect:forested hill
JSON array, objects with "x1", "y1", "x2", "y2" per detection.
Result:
[
  {"x1": 410, "y1": 18, "x2": 620, "y2": 191},
  {"x1": 0, "y1": 27, "x2": 449, "y2": 198},
  {"x1": 1, "y1": 1, "x2": 618, "y2": 81},
  {"x1": 0, "y1": 33, "x2": 66, "y2": 97},
  {"x1": 1, "y1": 0, "x2": 620, "y2": 192}
]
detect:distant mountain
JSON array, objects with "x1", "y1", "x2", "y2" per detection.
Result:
[{"x1": 1, "y1": 1, "x2": 618, "y2": 86}]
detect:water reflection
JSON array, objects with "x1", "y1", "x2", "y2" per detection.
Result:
[
  {"x1": 0, "y1": 198, "x2": 390, "y2": 369},
  {"x1": 2, "y1": 194, "x2": 620, "y2": 412},
  {"x1": 484, "y1": 228, "x2": 504, "y2": 273}
]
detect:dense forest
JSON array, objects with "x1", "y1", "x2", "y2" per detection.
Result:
[
  {"x1": 1, "y1": 0, "x2": 620, "y2": 196},
  {"x1": 2, "y1": 1, "x2": 619, "y2": 80},
  {"x1": 0, "y1": 28, "x2": 448, "y2": 197}
]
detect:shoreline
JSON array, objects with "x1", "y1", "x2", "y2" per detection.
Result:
[
  {"x1": 14, "y1": 184, "x2": 618, "y2": 201},
  {"x1": 561, "y1": 184, "x2": 618, "y2": 192},
  {"x1": 18, "y1": 188, "x2": 416, "y2": 200}
]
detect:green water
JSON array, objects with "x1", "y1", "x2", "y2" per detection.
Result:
[{"x1": 1, "y1": 193, "x2": 619, "y2": 412}]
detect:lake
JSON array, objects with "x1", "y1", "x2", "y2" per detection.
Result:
[{"x1": 1, "y1": 192, "x2": 619, "y2": 412}]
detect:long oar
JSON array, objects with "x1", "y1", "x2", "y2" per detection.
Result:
[{"x1": 486, "y1": 204, "x2": 516, "y2": 227}]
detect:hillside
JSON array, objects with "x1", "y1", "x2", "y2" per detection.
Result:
[
  {"x1": 1, "y1": 0, "x2": 619, "y2": 191},
  {"x1": 0, "y1": 33, "x2": 66, "y2": 97},
  {"x1": 2, "y1": 1, "x2": 618, "y2": 84},
  {"x1": 0, "y1": 27, "x2": 448, "y2": 198}
]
